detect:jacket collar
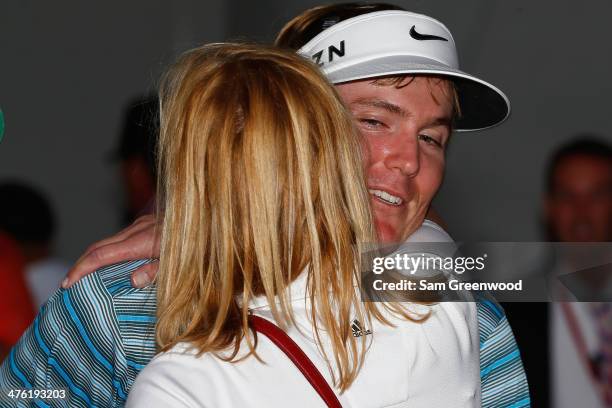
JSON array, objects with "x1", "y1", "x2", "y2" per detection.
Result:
[{"x1": 248, "y1": 271, "x2": 310, "y2": 311}]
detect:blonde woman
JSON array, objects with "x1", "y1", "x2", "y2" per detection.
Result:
[{"x1": 125, "y1": 43, "x2": 479, "y2": 408}]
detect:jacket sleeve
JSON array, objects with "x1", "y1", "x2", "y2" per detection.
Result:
[{"x1": 478, "y1": 299, "x2": 531, "y2": 408}]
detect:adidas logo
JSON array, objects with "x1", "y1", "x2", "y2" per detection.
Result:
[{"x1": 351, "y1": 319, "x2": 372, "y2": 337}]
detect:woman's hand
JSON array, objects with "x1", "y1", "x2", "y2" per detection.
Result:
[{"x1": 62, "y1": 214, "x2": 160, "y2": 289}]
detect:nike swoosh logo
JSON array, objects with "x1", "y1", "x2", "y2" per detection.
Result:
[{"x1": 410, "y1": 25, "x2": 448, "y2": 42}]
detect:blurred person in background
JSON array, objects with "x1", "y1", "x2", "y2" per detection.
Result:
[
  {"x1": 548, "y1": 137, "x2": 612, "y2": 408},
  {"x1": 113, "y1": 97, "x2": 158, "y2": 226},
  {"x1": 545, "y1": 138, "x2": 611, "y2": 243},
  {"x1": 0, "y1": 118, "x2": 36, "y2": 358},
  {"x1": 0, "y1": 232, "x2": 35, "y2": 359},
  {"x1": 506, "y1": 136, "x2": 612, "y2": 408},
  {"x1": 0, "y1": 181, "x2": 69, "y2": 309}
]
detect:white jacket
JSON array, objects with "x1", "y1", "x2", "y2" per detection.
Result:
[{"x1": 127, "y1": 221, "x2": 480, "y2": 408}]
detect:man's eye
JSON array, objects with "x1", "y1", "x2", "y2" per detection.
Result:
[
  {"x1": 359, "y1": 118, "x2": 384, "y2": 128},
  {"x1": 419, "y1": 134, "x2": 442, "y2": 148}
]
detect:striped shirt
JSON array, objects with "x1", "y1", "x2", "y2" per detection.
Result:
[
  {"x1": 0, "y1": 260, "x2": 530, "y2": 407},
  {"x1": 477, "y1": 295, "x2": 531, "y2": 408}
]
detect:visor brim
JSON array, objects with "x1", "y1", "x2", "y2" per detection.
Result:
[{"x1": 324, "y1": 55, "x2": 510, "y2": 132}]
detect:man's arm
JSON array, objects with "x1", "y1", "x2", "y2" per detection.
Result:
[
  {"x1": 0, "y1": 260, "x2": 155, "y2": 407},
  {"x1": 477, "y1": 299, "x2": 531, "y2": 408},
  {"x1": 63, "y1": 209, "x2": 448, "y2": 290},
  {"x1": 63, "y1": 216, "x2": 160, "y2": 289}
]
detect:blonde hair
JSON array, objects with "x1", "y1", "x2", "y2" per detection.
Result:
[{"x1": 155, "y1": 43, "x2": 377, "y2": 390}]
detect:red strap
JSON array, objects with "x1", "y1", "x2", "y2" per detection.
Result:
[{"x1": 248, "y1": 315, "x2": 342, "y2": 408}]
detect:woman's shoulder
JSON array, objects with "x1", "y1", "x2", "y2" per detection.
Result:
[
  {"x1": 128, "y1": 341, "x2": 264, "y2": 407},
  {"x1": 127, "y1": 343, "x2": 214, "y2": 408},
  {"x1": 140, "y1": 342, "x2": 208, "y2": 372}
]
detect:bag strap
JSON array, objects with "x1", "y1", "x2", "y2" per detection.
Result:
[{"x1": 248, "y1": 314, "x2": 342, "y2": 408}]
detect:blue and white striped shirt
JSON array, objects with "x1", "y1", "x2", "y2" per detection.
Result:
[{"x1": 0, "y1": 260, "x2": 530, "y2": 407}]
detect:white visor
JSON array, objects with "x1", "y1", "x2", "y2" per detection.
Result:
[{"x1": 298, "y1": 10, "x2": 510, "y2": 132}]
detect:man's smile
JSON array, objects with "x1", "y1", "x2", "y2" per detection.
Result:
[{"x1": 368, "y1": 188, "x2": 404, "y2": 206}]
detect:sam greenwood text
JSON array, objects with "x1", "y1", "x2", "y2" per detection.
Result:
[{"x1": 372, "y1": 279, "x2": 523, "y2": 292}]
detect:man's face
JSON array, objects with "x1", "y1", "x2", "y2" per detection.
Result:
[
  {"x1": 335, "y1": 76, "x2": 453, "y2": 243},
  {"x1": 546, "y1": 155, "x2": 612, "y2": 242}
]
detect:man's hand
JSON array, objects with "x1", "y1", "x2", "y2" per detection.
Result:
[{"x1": 62, "y1": 215, "x2": 161, "y2": 289}]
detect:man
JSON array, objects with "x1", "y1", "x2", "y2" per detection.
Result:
[
  {"x1": 1, "y1": 4, "x2": 528, "y2": 407},
  {"x1": 545, "y1": 138, "x2": 611, "y2": 244},
  {"x1": 548, "y1": 138, "x2": 612, "y2": 408},
  {"x1": 507, "y1": 137, "x2": 612, "y2": 407}
]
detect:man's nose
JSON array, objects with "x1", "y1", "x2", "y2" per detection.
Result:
[{"x1": 384, "y1": 132, "x2": 420, "y2": 177}]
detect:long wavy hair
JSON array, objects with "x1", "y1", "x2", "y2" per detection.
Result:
[{"x1": 155, "y1": 43, "x2": 380, "y2": 390}]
